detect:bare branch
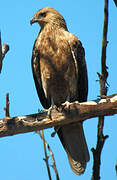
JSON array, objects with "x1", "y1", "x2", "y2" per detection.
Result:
[
  {"x1": 0, "y1": 94, "x2": 117, "y2": 138},
  {"x1": 100, "y1": 0, "x2": 109, "y2": 96},
  {"x1": 38, "y1": 130, "x2": 52, "y2": 180},
  {"x1": 0, "y1": 33, "x2": 9, "y2": 73},
  {"x1": 115, "y1": 163, "x2": 117, "y2": 175},
  {"x1": 4, "y1": 93, "x2": 10, "y2": 117},
  {"x1": 113, "y1": 0, "x2": 117, "y2": 7},
  {"x1": 38, "y1": 130, "x2": 59, "y2": 180},
  {"x1": 92, "y1": 0, "x2": 109, "y2": 179},
  {"x1": 0, "y1": 32, "x2": 2, "y2": 62}
]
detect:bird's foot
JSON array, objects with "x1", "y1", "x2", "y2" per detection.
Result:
[
  {"x1": 62, "y1": 101, "x2": 70, "y2": 107},
  {"x1": 59, "y1": 101, "x2": 71, "y2": 113},
  {"x1": 48, "y1": 105, "x2": 58, "y2": 120},
  {"x1": 74, "y1": 100, "x2": 79, "y2": 104}
]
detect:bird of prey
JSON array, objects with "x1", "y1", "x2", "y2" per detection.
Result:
[{"x1": 30, "y1": 7, "x2": 89, "y2": 175}]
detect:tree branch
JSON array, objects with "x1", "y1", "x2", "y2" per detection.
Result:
[
  {"x1": 38, "y1": 130, "x2": 52, "y2": 180},
  {"x1": 100, "y1": 0, "x2": 109, "y2": 96},
  {"x1": 0, "y1": 32, "x2": 9, "y2": 73},
  {"x1": 0, "y1": 94, "x2": 117, "y2": 138},
  {"x1": 38, "y1": 130, "x2": 59, "y2": 180},
  {"x1": 92, "y1": 0, "x2": 109, "y2": 179},
  {"x1": 4, "y1": 93, "x2": 10, "y2": 117},
  {"x1": 113, "y1": 0, "x2": 117, "y2": 7}
]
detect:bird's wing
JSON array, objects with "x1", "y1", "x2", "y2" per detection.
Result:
[
  {"x1": 70, "y1": 38, "x2": 88, "y2": 102},
  {"x1": 57, "y1": 36, "x2": 89, "y2": 175},
  {"x1": 31, "y1": 40, "x2": 51, "y2": 109}
]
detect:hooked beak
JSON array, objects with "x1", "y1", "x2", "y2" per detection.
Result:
[{"x1": 30, "y1": 17, "x2": 39, "y2": 25}]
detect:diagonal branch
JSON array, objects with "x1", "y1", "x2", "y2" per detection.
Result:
[
  {"x1": 113, "y1": 0, "x2": 117, "y2": 7},
  {"x1": 38, "y1": 130, "x2": 59, "y2": 180},
  {"x1": 38, "y1": 130, "x2": 52, "y2": 180},
  {"x1": 0, "y1": 94, "x2": 117, "y2": 138},
  {"x1": 92, "y1": 0, "x2": 109, "y2": 179}
]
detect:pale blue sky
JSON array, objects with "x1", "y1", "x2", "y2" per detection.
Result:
[{"x1": 0, "y1": 1, "x2": 117, "y2": 179}]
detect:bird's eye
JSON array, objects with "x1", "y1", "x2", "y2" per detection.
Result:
[{"x1": 38, "y1": 12, "x2": 46, "y2": 18}]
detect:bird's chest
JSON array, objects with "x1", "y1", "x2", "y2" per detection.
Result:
[
  {"x1": 36, "y1": 31, "x2": 71, "y2": 68},
  {"x1": 35, "y1": 32, "x2": 77, "y2": 98}
]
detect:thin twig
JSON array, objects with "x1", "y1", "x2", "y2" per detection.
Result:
[
  {"x1": 113, "y1": 0, "x2": 117, "y2": 7},
  {"x1": 38, "y1": 130, "x2": 60, "y2": 180},
  {"x1": 4, "y1": 93, "x2": 10, "y2": 117},
  {"x1": 91, "y1": 0, "x2": 109, "y2": 179},
  {"x1": 38, "y1": 130, "x2": 52, "y2": 180},
  {"x1": 115, "y1": 163, "x2": 117, "y2": 175},
  {"x1": 0, "y1": 32, "x2": 9, "y2": 73},
  {"x1": 0, "y1": 32, "x2": 2, "y2": 64}
]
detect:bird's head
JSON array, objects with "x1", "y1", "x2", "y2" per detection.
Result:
[{"x1": 30, "y1": 7, "x2": 67, "y2": 29}]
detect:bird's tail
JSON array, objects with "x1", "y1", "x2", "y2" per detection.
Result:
[{"x1": 57, "y1": 122, "x2": 89, "y2": 175}]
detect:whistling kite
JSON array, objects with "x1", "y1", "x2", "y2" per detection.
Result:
[{"x1": 30, "y1": 7, "x2": 89, "y2": 175}]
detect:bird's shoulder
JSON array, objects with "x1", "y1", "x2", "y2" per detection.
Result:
[
  {"x1": 62, "y1": 31, "x2": 81, "y2": 47},
  {"x1": 63, "y1": 31, "x2": 85, "y2": 60}
]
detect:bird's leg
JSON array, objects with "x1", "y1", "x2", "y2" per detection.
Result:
[
  {"x1": 48, "y1": 106, "x2": 53, "y2": 120},
  {"x1": 47, "y1": 98, "x2": 60, "y2": 137},
  {"x1": 60, "y1": 96, "x2": 71, "y2": 113},
  {"x1": 51, "y1": 96, "x2": 70, "y2": 137},
  {"x1": 49, "y1": 104, "x2": 61, "y2": 137},
  {"x1": 62, "y1": 101, "x2": 70, "y2": 108},
  {"x1": 48, "y1": 97, "x2": 58, "y2": 120}
]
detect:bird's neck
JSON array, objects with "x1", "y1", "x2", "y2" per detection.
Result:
[{"x1": 40, "y1": 22, "x2": 68, "y2": 33}]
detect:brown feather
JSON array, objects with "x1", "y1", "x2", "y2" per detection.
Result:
[{"x1": 31, "y1": 7, "x2": 89, "y2": 175}]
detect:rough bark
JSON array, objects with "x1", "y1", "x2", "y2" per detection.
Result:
[{"x1": 0, "y1": 94, "x2": 117, "y2": 138}]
